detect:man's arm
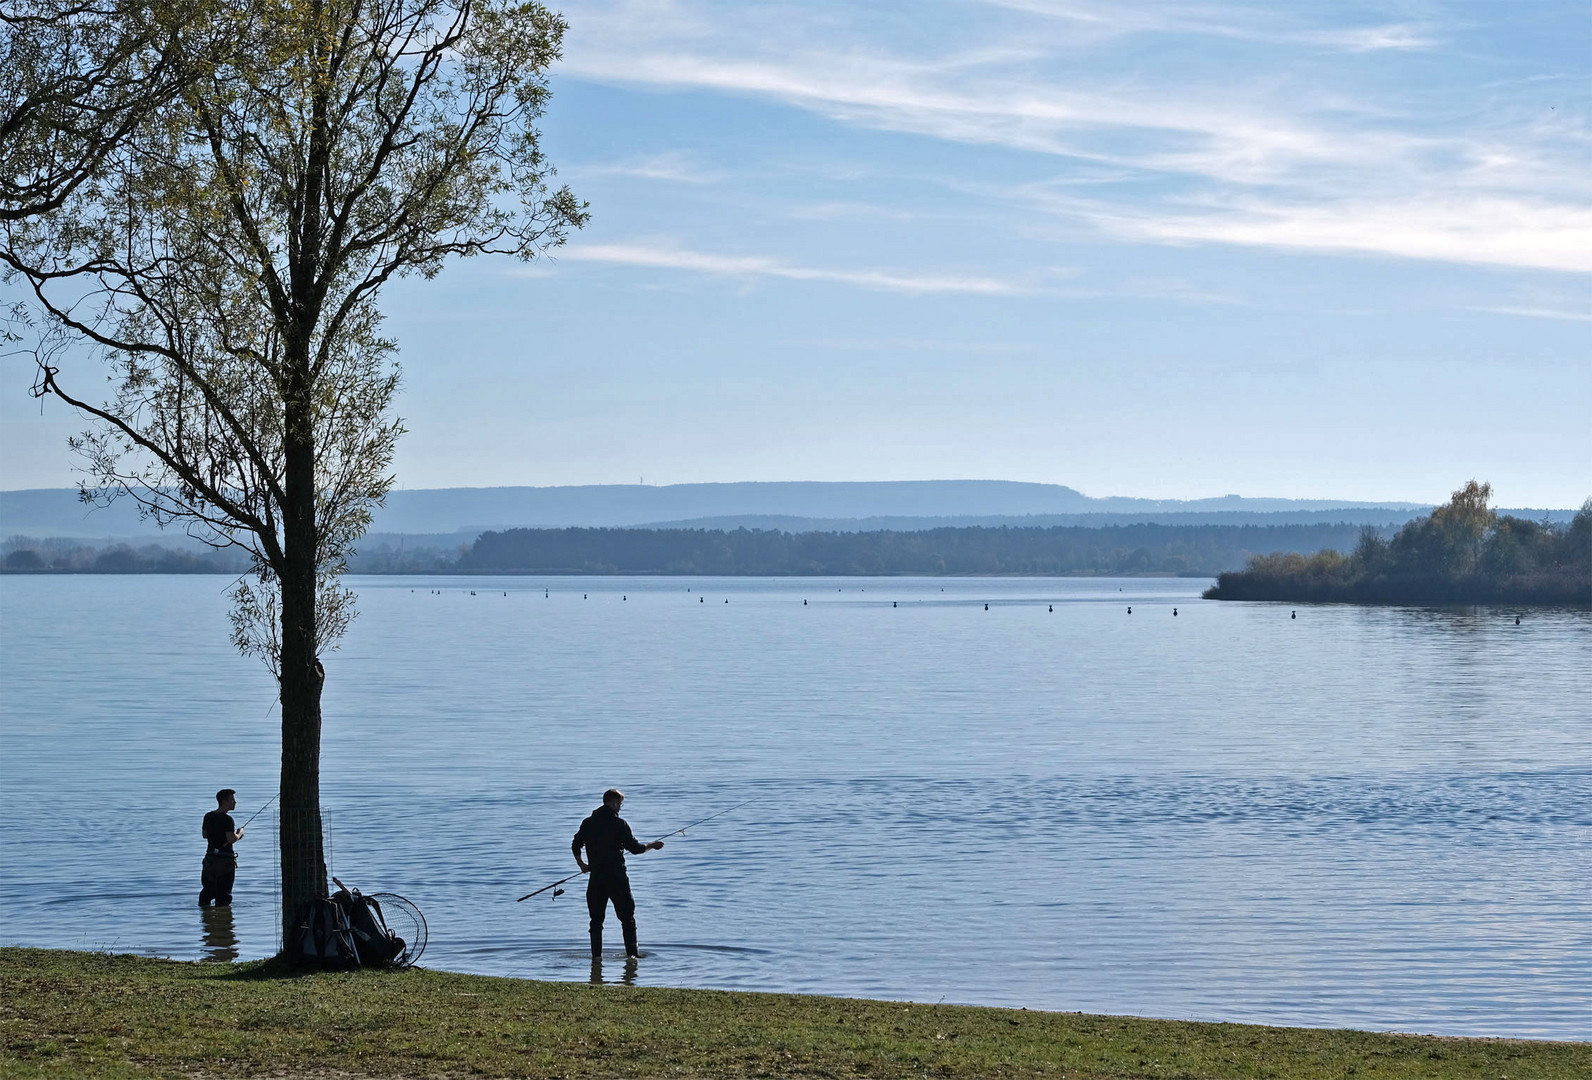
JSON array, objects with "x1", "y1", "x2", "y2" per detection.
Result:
[
  {"x1": 622, "y1": 820, "x2": 664, "y2": 854},
  {"x1": 571, "y1": 831, "x2": 589, "y2": 873}
]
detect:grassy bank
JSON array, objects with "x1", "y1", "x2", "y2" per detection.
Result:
[{"x1": 2, "y1": 949, "x2": 1587, "y2": 1079}]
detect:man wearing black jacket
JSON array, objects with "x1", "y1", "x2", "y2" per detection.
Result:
[{"x1": 572, "y1": 789, "x2": 663, "y2": 959}]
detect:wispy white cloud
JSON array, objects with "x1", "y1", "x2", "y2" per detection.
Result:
[
  {"x1": 800, "y1": 336, "x2": 1035, "y2": 354},
  {"x1": 785, "y1": 201, "x2": 918, "y2": 222},
  {"x1": 552, "y1": 242, "x2": 1240, "y2": 304},
  {"x1": 977, "y1": 1, "x2": 1436, "y2": 52},
  {"x1": 1132, "y1": 200, "x2": 1592, "y2": 275},
  {"x1": 571, "y1": 150, "x2": 725, "y2": 184},
  {"x1": 555, "y1": 1, "x2": 1590, "y2": 273},
  {"x1": 559, "y1": 242, "x2": 1041, "y2": 295},
  {"x1": 1474, "y1": 305, "x2": 1592, "y2": 323},
  {"x1": 1300, "y1": 24, "x2": 1433, "y2": 53},
  {"x1": 1023, "y1": 189, "x2": 1592, "y2": 274},
  {"x1": 564, "y1": 48, "x2": 1410, "y2": 188}
]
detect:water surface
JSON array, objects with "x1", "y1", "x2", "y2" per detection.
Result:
[{"x1": 1, "y1": 574, "x2": 1588, "y2": 1039}]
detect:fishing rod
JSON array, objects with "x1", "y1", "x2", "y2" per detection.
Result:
[
  {"x1": 515, "y1": 797, "x2": 758, "y2": 903},
  {"x1": 649, "y1": 798, "x2": 758, "y2": 843},
  {"x1": 516, "y1": 867, "x2": 585, "y2": 903},
  {"x1": 238, "y1": 794, "x2": 278, "y2": 831}
]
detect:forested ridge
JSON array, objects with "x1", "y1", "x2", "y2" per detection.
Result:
[
  {"x1": 457, "y1": 522, "x2": 1376, "y2": 576},
  {"x1": 15, "y1": 498, "x2": 1584, "y2": 589},
  {"x1": 1206, "y1": 482, "x2": 1590, "y2": 606}
]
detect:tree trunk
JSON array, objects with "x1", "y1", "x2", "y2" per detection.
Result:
[{"x1": 277, "y1": 394, "x2": 325, "y2": 950}]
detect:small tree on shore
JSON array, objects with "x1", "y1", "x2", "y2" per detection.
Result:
[{"x1": 3, "y1": 0, "x2": 586, "y2": 943}]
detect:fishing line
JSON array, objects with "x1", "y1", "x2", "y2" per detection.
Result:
[
  {"x1": 238, "y1": 794, "x2": 278, "y2": 830},
  {"x1": 515, "y1": 797, "x2": 758, "y2": 903}
]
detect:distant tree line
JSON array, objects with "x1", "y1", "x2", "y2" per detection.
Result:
[
  {"x1": 1, "y1": 536, "x2": 462, "y2": 574},
  {"x1": 2, "y1": 537, "x2": 253, "y2": 574},
  {"x1": 1205, "y1": 482, "x2": 1591, "y2": 607},
  {"x1": 341, "y1": 539, "x2": 472, "y2": 574},
  {"x1": 458, "y1": 522, "x2": 1380, "y2": 576}
]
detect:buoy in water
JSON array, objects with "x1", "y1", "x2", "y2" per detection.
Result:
[
  {"x1": 1048, "y1": 604, "x2": 1053, "y2": 612},
  {"x1": 1127, "y1": 606, "x2": 1132, "y2": 614},
  {"x1": 1515, "y1": 615, "x2": 1521, "y2": 625},
  {"x1": 1173, "y1": 607, "x2": 1178, "y2": 616},
  {"x1": 984, "y1": 603, "x2": 989, "y2": 611},
  {"x1": 1291, "y1": 610, "x2": 1296, "y2": 619},
  {"x1": 893, "y1": 601, "x2": 897, "y2": 608}
]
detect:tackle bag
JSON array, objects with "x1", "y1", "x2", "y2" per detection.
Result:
[
  {"x1": 332, "y1": 885, "x2": 406, "y2": 968},
  {"x1": 288, "y1": 897, "x2": 358, "y2": 968}
]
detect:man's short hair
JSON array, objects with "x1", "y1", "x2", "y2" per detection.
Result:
[
  {"x1": 216, "y1": 788, "x2": 236, "y2": 803},
  {"x1": 602, "y1": 788, "x2": 624, "y2": 805}
]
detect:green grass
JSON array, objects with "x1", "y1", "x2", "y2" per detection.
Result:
[{"x1": 1, "y1": 948, "x2": 1586, "y2": 1078}]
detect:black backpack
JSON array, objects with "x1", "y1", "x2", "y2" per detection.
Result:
[
  {"x1": 333, "y1": 885, "x2": 406, "y2": 968},
  {"x1": 288, "y1": 897, "x2": 358, "y2": 968}
]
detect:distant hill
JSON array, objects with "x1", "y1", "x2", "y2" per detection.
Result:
[
  {"x1": 634, "y1": 509, "x2": 1441, "y2": 532},
  {"x1": 1, "y1": 481, "x2": 1454, "y2": 540},
  {"x1": 372, "y1": 481, "x2": 1436, "y2": 531}
]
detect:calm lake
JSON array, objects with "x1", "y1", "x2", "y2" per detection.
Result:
[{"x1": 1, "y1": 574, "x2": 1588, "y2": 1039}]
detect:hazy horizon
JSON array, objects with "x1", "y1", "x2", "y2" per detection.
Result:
[
  {"x1": 4, "y1": 479, "x2": 1578, "y2": 545},
  {"x1": 0, "y1": 476, "x2": 1578, "y2": 507}
]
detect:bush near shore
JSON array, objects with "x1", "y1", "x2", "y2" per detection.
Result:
[
  {"x1": 2, "y1": 948, "x2": 1588, "y2": 1079},
  {"x1": 1205, "y1": 482, "x2": 1590, "y2": 607}
]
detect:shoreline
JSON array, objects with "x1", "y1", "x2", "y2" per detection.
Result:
[
  {"x1": 0, "y1": 567, "x2": 1210, "y2": 578},
  {"x1": 3, "y1": 948, "x2": 1587, "y2": 1079}
]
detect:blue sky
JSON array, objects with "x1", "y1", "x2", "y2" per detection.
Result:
[{"x1": 3, "y1": 0, "x2": 1588, "y2": 505}]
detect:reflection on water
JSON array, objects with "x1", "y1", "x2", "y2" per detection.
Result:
[
  {"x1": 590, "y1": 955, "x2": 639, "y2": 986},
  {"x1": 1, "y1": 575, "x2": 1589, "y2": 1039},
  {"x1": 200, "y1": 905, "x2": 238, "y2": 963}
]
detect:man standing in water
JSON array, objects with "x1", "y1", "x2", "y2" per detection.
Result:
[
  {"x1": 573, "y1": 789, "x2": 663, "y2": 958},
  {"x1": 199, "y1": 789, "x2": 245, "y2": 906}
]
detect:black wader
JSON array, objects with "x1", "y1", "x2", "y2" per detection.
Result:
[
  {"x1": 586, "y1": 869, "x2": 638, "y2": 957},
  {"x1": 199, "y1": 852, "x2": 236, "y2": 906}
]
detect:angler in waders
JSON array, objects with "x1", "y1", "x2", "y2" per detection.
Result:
[
  {"x1": 199, "y1": 789, "x2": 245, "y2": 906},
  {"x1": 573, "y1": 789, "x2": 664, "y2": 958}
]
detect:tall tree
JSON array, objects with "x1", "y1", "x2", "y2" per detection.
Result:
[{"x1": 2, "y1": 0, "x2": 586, "y2": 942}]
